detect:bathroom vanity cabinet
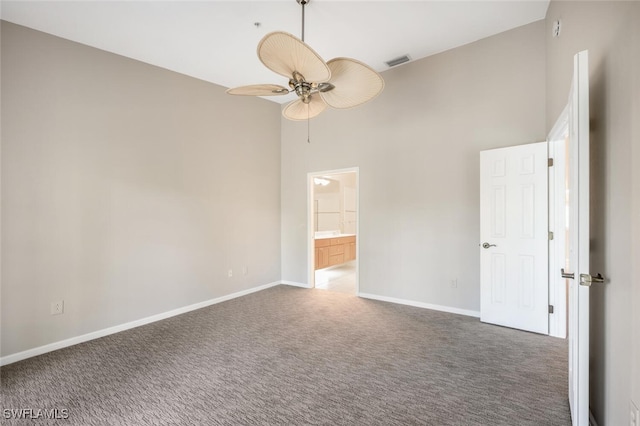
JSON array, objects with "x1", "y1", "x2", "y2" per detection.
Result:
[{"x1": 314, "y1": 235, "x2": 356, "y2": 270}]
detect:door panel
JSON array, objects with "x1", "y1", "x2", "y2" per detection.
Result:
[
  {"x1": 518, "y1": 255, "x2": 535, "y2": 309},
  {"x1": 480, "y1": 141, "x2": 549, "y2": 334},
  {"x1": 492, "y1": 185, "x2": 506, "y2": 237}
]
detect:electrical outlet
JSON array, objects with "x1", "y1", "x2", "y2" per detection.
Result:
[
  {"x1": 227, "y1": 269, "x2": 233, "y2": 278},
  {"x1": 243, "y1": 266, "x2": 248, "y2": 276},
  {"x1": 51, "y1": 300, "x2": 64, "y2": 315},
  {"x1": 450, "y1": 279, "x2": 458, "y2": 288},
  {"x1": 631, "y1": 400, "x2": 639, "y2": 426}
]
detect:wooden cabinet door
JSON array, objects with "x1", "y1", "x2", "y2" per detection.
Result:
[
  {"x1": 316, "y1": 247, "x2": 330, "y2": 269},
  {"x1": 346, "y1": 242, "x2": 356, "y2": 261}
]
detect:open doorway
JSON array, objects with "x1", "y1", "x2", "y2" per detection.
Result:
[{"x1": 308, "y1": 168, "x2": 359, "y2": 294}]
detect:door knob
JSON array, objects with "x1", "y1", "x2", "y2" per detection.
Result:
[
  {"x1": 481, "y1": 242, "x2": 497, "y2": 249},
  {"x1": 579, "y1": 273, "x2": 605, "y2": 287},
  {"x1": 561, "y1": 268, "x2": 575, "y2": 279}
]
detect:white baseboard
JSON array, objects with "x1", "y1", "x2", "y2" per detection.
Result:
[
  {"x1": 280, "y1": 280, "x2": 312, "y2": 288},
  {"x1": 358, "y1": 292, "x2": 480, "y2": 318},
  {"x1": 0, "y1": 281, "x2": 282, "y2": 367}
]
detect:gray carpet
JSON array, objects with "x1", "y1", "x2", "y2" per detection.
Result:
[{"x1": 1, "y1": 285, "x2": 571, "y2": 425}]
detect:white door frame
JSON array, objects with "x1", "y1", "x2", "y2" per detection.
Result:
[
  {"x1": 307, "y1": 167, "x2": 359, "y2": 292},
  {"x1": 548, "y1": 106, "x2": 569, "y2": 339}
]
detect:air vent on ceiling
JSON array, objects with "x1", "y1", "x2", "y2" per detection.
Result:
[{"x1": 385, "y1": 55, "x2": 411, "y2": 68}]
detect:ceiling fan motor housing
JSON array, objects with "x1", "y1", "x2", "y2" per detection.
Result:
[{"x1": 289, "y1": 71, "x2": 313, "y2": 103}]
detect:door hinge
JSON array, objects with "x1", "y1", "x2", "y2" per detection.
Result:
[
  {"x1": 549, "y1": 305, "x2": 554, "y2": 314},
  {"x1": 549, "y1": 231, "x2": 554, "y2": 241},
  {"x1": 548, "y1": 158, "x2": 554, "y2": 167}
]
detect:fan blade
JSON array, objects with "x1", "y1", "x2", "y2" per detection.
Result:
[
  {"x1": 282, "y1": 96, "x2": 327, "y2": 121},
  {"x1": 319, "y1": 58, "x2": 384, "y2": 109},
  {"x1": 258, "y1": 32, "x2": 331, "y2": 82},
  {"x1": 226, "y1": 84, "x2": 290, "y2": 96}
]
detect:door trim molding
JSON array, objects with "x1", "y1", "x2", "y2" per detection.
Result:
[
  {"x1": 547, "y1": 106, "x2": 569, "y2": 339},
  {"x1": 548, "y1": 105, "x2": 569, "y2": 338}
]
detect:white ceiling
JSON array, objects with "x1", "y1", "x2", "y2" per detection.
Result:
[{"x1": 1, "y1": 0, "x2": 550, "y2": 104}]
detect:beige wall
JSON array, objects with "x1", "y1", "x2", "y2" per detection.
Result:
[
  {"x1": 545, "y1": 1, "x2": 640, "y2": 424},
  {"x1": 281, "y1": 21, "x2": 546, "y2": 310},
  {"x1": 0, "y1": 22, "x2": 282, "y2": 357}
]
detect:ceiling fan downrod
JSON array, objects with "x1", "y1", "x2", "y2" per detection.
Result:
[
  {"x1": 297, "y1": 0, "x2": 309, "y2": 42},
  {"x1": 292, "y1": 0, "x2": 335, "y2": 102}
]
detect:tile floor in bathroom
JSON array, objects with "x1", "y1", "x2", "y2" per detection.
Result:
[{"x1": 314, "y1": 261, "x2": 356, "y2": 294}]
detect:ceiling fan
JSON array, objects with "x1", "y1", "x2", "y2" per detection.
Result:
[{"x1": 226, "y1": 0, "x2": 385, "y2": 121}]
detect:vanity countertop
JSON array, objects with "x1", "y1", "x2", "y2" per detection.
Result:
[{"x1": 314, "y1": 233, "x2": 355, "y2": 240}]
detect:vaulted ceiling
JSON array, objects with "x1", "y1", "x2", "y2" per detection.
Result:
[{"x1": 1, "y1": 1, "x2": 550, "y2": 104}]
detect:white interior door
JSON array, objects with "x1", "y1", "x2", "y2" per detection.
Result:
[
  {"x1": 480, "y1": 142, "x2": 549, "y2": 334},
  {"x1": 566, "y1": 50, "x2": 594, "y2": 426}
]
